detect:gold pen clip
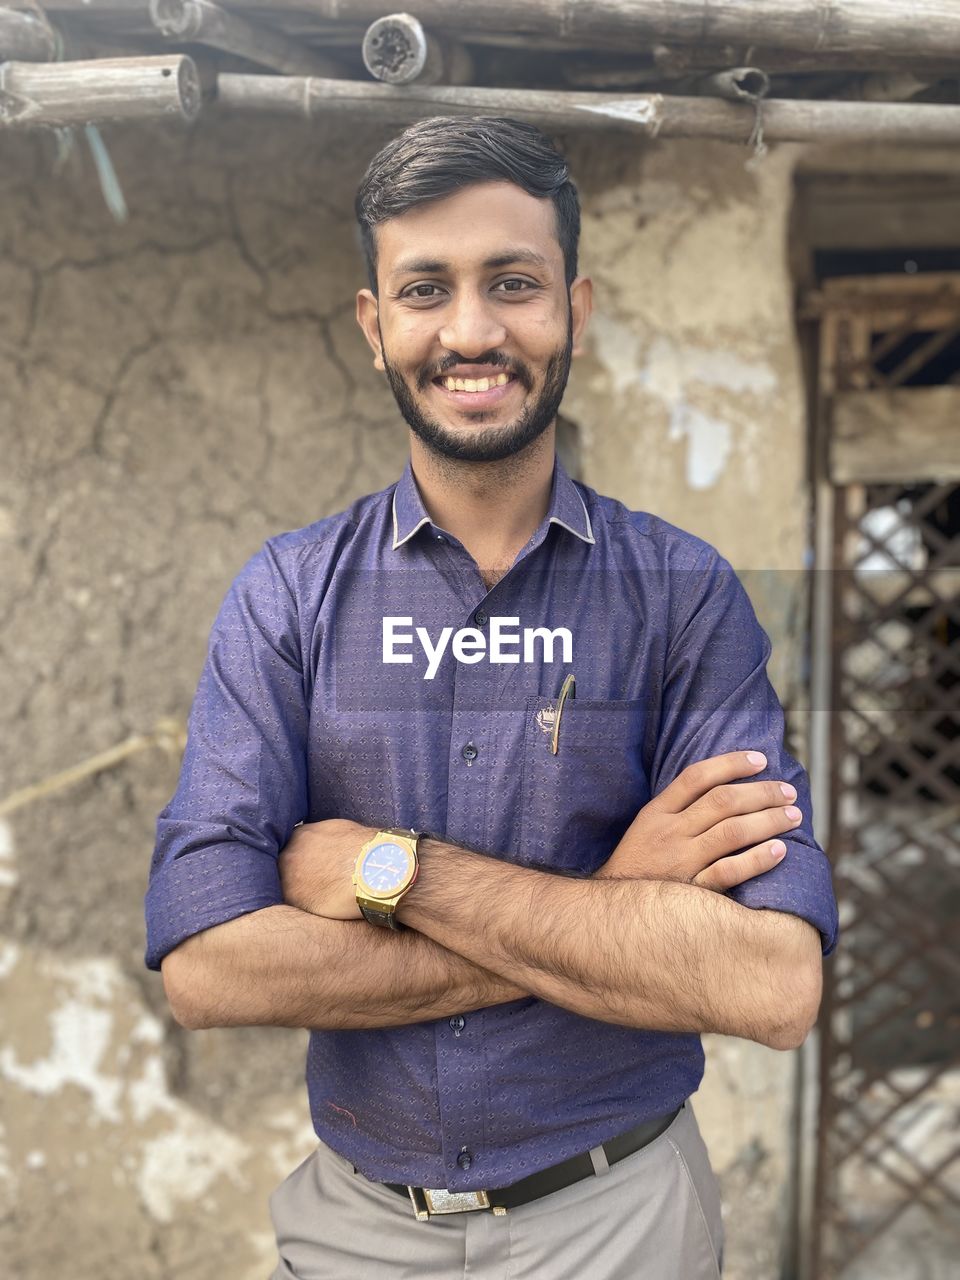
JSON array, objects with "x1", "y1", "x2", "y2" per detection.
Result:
[{"x1": 550, "y1": 673, "x2": 576, "y2": 755}]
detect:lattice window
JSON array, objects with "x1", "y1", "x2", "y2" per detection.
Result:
[{"x1": 810, "y1": 277, "x2": 960, "y2": 1280}]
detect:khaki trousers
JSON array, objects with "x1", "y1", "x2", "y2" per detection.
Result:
[{"x1": 268, "y1": 1100, "x2": 724, "y2": 1279}]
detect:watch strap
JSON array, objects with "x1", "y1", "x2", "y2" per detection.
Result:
[{"x1": 359, "y1": 903, "x2": 404, "y2": 930}]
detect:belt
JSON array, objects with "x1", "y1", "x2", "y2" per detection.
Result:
[{"x1": 383, "y1": 1106, "x2": 682, "y2": 1219}]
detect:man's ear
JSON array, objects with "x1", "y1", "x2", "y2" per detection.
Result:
[
  {"x1": 356, "y1": 289, "x2": 384, "y2": 371},
  {"x1": 569, "y1": 276, "x2": 593, "y2": 358}
]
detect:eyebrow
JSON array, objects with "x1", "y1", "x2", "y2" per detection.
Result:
[{"x1": 389, "y1": 248, "x2": 551, "y2": 281}]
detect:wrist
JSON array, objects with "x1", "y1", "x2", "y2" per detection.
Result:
[{"x1": 395, "y1": 834, "x2": 467, "y2": 928}]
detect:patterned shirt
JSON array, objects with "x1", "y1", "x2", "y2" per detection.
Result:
[{"x1": 145, "y1": 453, "x2": 838, "y2": 1190}]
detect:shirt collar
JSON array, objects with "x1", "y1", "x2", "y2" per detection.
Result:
[{"x1": 391, "y1": 454, "x2": 595, "y2": 551}]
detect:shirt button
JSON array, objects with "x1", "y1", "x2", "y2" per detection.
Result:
[
  {"x1": 474, "y1": 610, "x2": 488, "y2": 626},
  {"x1": 435, "y1": 534, "x2": 447, "y2": 543},
  {"x1": 449, "y1": 1015, "x2": 465, "y2": 1034},
  {"x1": 461, "y1": 742, "x2": 478, "y2": 763},
  {"x1": 457, "y1": 1148, "x2": 473, "y2": 1171}
]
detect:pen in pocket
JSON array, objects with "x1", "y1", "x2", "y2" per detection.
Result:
[{"x1": 551, "y1": 673, "x2": 576, "y2": 755}]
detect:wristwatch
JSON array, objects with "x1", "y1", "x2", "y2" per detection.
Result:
[{"x1": 353, "y1": 828, "x2": 421, "y2": 929}]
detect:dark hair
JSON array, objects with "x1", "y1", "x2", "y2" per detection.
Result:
[{"x1": 354, "y1": 115, "x2": 580, "y2": 297}]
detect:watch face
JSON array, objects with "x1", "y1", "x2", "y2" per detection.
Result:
[{"x1": 359, "y1": 840, "x2": 413, "y2": 896}]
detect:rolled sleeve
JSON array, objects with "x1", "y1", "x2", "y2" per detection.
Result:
[
  {"x1": 651, "y1": 551, "x2": 840, "y2": 956},
  {"x1": 144, "y1": 540, "x2": 309, "y2": 971}
]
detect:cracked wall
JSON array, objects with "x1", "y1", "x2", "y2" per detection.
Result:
[{"x1": 1, "y1": 117, "x2": 811, "y2": 1279}]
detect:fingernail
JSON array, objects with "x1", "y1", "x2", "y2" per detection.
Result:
[
  {"x1": 746, "y1": 751, "x2": 766, "y2": 767},
  {"x1": 770, "y1": 841, "x2": 786, "y2": 860},
  {"x1": 779, "y1": 783, "x2": 797, "y2": 800},
  {"x1": 784, "y1": 806, "x2": 802, "y2": 822}
]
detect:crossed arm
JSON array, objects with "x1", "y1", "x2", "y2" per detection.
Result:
[{"x1": 161, "y1": 755, "x2": 824, "y2": 1050}]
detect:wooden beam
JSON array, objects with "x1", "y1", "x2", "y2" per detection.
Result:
[
  {"x1": 43, "y1": 0, "x2": 960, "y2": 62},
  {"x1": 651, "y1": 42, "x2": 960, "y2": 76},
  {"x1": 34, "y1": 1, "x2": 960, "y2": 65},
  {"x1": 0, "y1": 7, "x2": 58, "y2": 60},
  {"x1": 0, "y1": 55, "x2": 201, "y2": 126},
  {"x1": 831, "y1": 388, "x2": 960, "y2": 483},
  {"x1": 796, "y1": 176, "x2": 960, "y2": 251},
  {"x1": 148, "y1": 0, "x2": 341, "y2": 77},
  {"x1": 215, "y1": 75, "x2": 960, "y2": 146}
]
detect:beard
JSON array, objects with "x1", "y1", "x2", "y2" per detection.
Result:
[{"x1": 379, "y1": 304, "x2": 574, "y2": 464}]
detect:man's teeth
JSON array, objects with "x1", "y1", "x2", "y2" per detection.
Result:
[{"x1": 441, "y1": 373, "x2": 512, "y2": 393}]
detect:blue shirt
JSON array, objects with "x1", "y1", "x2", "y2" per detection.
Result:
[{"x1": 145, "y1": 454, "x2": 838, "y2": 1191}]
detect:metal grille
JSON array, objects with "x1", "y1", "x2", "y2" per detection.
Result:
[{"x1": 810, "y1": 277, "x2": 960, "y2": 1279}]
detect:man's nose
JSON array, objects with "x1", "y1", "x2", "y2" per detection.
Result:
[{"x1": 437, "y1": 290, "x2": 507, "y2": 356}]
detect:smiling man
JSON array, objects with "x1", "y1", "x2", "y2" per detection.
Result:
[{"x1": 146, "y1": 117, "x2": 838, "y2": 1279}]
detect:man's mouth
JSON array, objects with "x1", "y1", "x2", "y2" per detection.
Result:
[{"x1": 431, "y1": 371, "x2": 520, "y2": 408}]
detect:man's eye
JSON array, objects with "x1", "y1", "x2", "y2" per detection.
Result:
[{"x1": 402, "y1": 279, "x2": 536, "y2": 300}]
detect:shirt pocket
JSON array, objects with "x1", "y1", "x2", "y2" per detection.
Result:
[{"x1": 518, "y1": 695, "x2": 650, "y2": 875}]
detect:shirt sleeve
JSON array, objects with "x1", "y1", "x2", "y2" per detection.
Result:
[
  {"x1": 649, "y1": 549, "x2": 839, "y2": 955},
  {"x1": 144, "y1": 539, "x2": 309, "y2": 971}
]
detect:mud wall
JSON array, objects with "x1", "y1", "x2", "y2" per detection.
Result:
[{"x1": 1, "y1": 115, "x2": 812, "y2": 1279}]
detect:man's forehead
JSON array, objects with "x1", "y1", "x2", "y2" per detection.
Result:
[{"x1": 376, "y1": 180, "x2": 561, "y2": 281}]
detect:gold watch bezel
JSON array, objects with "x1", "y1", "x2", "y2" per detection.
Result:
[{"x1": 353, "y1": 829, "x2": 419, "y2": 904}]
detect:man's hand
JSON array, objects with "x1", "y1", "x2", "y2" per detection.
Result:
[
  {"x1": 282, "y1": 752, "x2": 802, "y2": 920},
  {"x1": 597, "y1": 750, "x2": 803, "y2": 891},
  {"x1": 278, "y1": 818, "x2": 376, "y2": 921}
]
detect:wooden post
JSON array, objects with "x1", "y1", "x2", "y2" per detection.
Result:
[
  {"x1": 0, "y1": 55, "x2": 201, "y2": 127},
  {"x1": 0, "y1": 7, "x2": 58, "y2": 61},
  {"x1": 148, "y1": 0, "x2": 341, "y2": 78},
  {"x1": 215, "y1": 75, "x2": 960, "y2": 146}
]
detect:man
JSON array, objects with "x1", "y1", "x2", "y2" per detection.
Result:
[{"x1": 146, "y1": 116, "x2": 838, "y2": 1279}]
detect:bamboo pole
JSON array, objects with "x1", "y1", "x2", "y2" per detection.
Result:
[
  {"x1": 148, "y1": 0, "x2": 341, "y2": 77},
  {"x1": 0, "y1": 7, "x2": 58, "y2": 60},
  {"x1": 361, "y1": 11, "x2": 472, "y2": 86},
  {"x1": 697, "y1": 68, "x2": 770, "y2": 103},
  {"x1": 650, "y1": 42, "x2": 960, "y2": 77},
  {"x1": 362, "y1": 12, "x2": 440, "y2": 85},
  {"x1": 215, "y1": 75, "x2": 960, "y2": 146},
  {"x1": 0, "y1": 718, "x2": 187, "y2": 819},
  {"x1": 42, "y1": 0, "x2": 960, "y2": 62},
  {"x1": 0, "y1": 55, "x2": 201, "y2": 126}
]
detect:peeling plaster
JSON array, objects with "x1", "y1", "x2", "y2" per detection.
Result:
[
  {"x1": 0, "y1": 1122, "x2": 13, "y2": 1198},
  {"x1": 0, "y1": 990, "x2": 123, "y2": 1123},
  {"x1": 0, "y1": 940, "x2": 19, "y2": 978},
  {"x1": 668, "y1": 404, "x2": 733, "y2": 491},
  {"x1": 588, "y1": 318, "x2": 779, "y2": 489},
  {"x1": 137, "y1": 1122, "x2": 250, "y2": 1224},
  {"x1": 639, "y1": 335, "x2": 779, "y2": 400},
  {"x1": 0, "y1": 948, "x2": 265, "y2": 1225},
  {"x1": 0, "y1": 819, "x2": 16, "y2": 889}
]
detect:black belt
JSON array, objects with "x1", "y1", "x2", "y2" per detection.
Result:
[{"x1": 383, "y1": 1106, "x2": 682, "y2": 1218}]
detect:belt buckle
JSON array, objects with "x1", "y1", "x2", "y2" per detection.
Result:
[{"x1": 407, "y1": 1186, "x2": 493, "y2": 1220}]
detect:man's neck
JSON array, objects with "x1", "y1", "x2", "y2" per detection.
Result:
[{"x1": 409, "y1": 431, "x2": 556, "y2": 587}]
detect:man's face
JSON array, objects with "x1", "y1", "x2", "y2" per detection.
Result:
[{"x1": 356, "y1": 180, "x2": 592, "y2": 464}]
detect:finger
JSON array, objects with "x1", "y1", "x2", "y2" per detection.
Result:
[
  {"x1": 701, "y1": 805, "x2": 804, "y2": 860},
  {"x1": 694, "y1": 840, "x2": 787, "y2": 892},
  {"x1": 654, "y1": 751, "x2": 769, "y2": 814},
  {"x1": 684, "y1": 779, "x2": 798, "y2": 837}
]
